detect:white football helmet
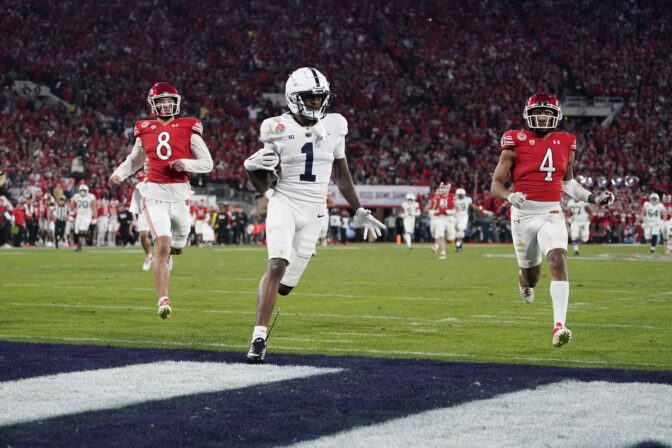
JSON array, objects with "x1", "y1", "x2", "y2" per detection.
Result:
[
  {"x1": 285, "y1": 67, "x2": 331, "y2": 121},
  {"x1": 79, "y1": 184, "x2": 89, "y2": 196},
  {"x1": 649, "y1": 192, "x2": 660, "y2": 203},
  {"x1": 456, "y1": 188, "x2": 466, "y2": 197},
  {"x1": 406, "y1": 193, "x2": 415, "y2": 202}
]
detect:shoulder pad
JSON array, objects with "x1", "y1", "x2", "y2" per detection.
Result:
[
  {"x1": 324, "y1": 113, "x2": 348, "y2": 137},
  {"x1": 259, "y1": 116, "x2": 286, "y2": 143},
  {"x1": 175, "y1": 117, "x2": 203, "y2": 135},
  {"x1": 134, "y1": 120, "x2": 154, "y2": 137},
  {"x1": 500, "y1": 130, "x2": 519, "y2": 149}
]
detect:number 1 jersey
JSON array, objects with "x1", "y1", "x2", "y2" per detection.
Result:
[
  {"x1": 260, "y1": 112, "x2": 347, "y2": 204},
  {"x1": 500, "y1": 129, "x2": 576, "y2": 202}
]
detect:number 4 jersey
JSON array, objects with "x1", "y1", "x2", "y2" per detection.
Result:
[
  {"x1": 500, "y1": 129, "x2": 576, "y2": 202},
  {"x1": 112, "y1": 117, "x2": 212, "y2": 202},
  {"x1": 260, "y1": 112, "x2": 347, "y2": 204}
]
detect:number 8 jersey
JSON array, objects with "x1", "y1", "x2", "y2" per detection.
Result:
[
  {"x1": 134, "y1": 117, "x2": 203, "y2": 183},
  {"x1": 260, "y1": 112, "x2": 347, "y2": 204},
  {"x1": 500, "y1": 129, "x2": 576, "y2": 202}
]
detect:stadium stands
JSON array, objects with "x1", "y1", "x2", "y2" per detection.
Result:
[{"x1": 0, "y1": 0, "x2": 669, "y2": 241}]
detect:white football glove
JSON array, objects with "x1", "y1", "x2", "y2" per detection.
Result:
[
  {"x1": 244, "y1": 149, "x2": 279, "y2": 171},
  {"x1": 594, "y1": 191, "x2": 615, "y2": 207},
  {"x1": 355, "y1": 208, "x2": 385, "y2": 239},
  {"x1": 507, "y1": 192, "x2": 527, "y2": 208}
]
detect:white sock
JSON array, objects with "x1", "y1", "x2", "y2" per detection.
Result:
[
  {"x1": 550, "y1": 281, "x2": 569, "y2": 326},
  {"x1": 252, "y1": 325, "x2": 267, "y2": 341},
  {"x1": 404, "y1": 234, "x2": 411, "y2": 247},
  {"x1": 573, "y1": 243, "x2": 579, "y2": 253}
]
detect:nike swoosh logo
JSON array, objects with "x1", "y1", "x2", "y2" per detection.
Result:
[{"x1": 317, "y1": 214, "x2": 325, "y2": 218}]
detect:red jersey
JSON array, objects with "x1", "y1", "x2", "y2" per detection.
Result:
[
  {"x1": 663, "y1": 201, "x2": 672, "y2": 216},
  {"x1": 97, "y1": 204, "x2": 110, "y2": 218},
  {"x1": 429, "y1": 193, "x2": 455, "y2": 216},
  {"x1": 195, "y1": 206, "x2": 207, "y2": 220},
  {"x1": 134, "y1": 117, "x2": 203, "y2": 184},
  {"x1": 500, "y1": 129, "x2": 576, "y2": 202}
]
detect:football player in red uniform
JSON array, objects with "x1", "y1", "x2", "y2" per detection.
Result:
[
  {"x1": 425, "y1": 183, "x2": 456, "y2": 259},
  {"x1": 491, "y1": 93, "x2": 614, "y2": 347},
  {"x1": 109, "y1": 82, "x2": 213, "y2": 318}
]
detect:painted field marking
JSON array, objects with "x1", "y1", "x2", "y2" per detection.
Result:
[
  {"x1": 0, "y1": 334, "x2": 668, "y2": 369},
  {"x1": 0, "y1": 361, "x2": 342, "y2": 427},
  {"x1": 289, "y1": 380, "x2": 672, "y2": 448}
]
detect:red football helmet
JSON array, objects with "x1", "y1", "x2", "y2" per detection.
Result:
[
  {"x1": 663, "y1": 193, "x2": 671, "y2": 203},
  {"x1": 523, "y1": 92, "x2": 562, "y2": 130},
  {"x1": 147, "y1": 82, "x2": 181, "y2": 118}
]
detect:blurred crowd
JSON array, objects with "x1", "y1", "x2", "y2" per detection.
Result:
[{"x1": 0, "y1": 0, "x2": 670, "y2": 245}]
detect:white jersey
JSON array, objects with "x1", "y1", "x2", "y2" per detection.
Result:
[
  {"x1": 260, "y1": 112, "x2": 347, "y2": 204},
  {"x1": 567, "y1": 199, "x2": 590, "y2": 224},
  {"x1": 73, "y1": 193, "x2": 96, "y2": 218},
  {"x1": 455, "y1": 196, "x2": 472, "y2": 218},
  {"x1": 401, "y1": 201, "x2": 420, "y2": 218},
  {"x1": 643, "y1": 202, "x2": 665, "y2": 224}
]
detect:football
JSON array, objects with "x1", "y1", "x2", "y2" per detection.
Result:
[{"x1": 248, "y1": 153, "x2": 281, "y2": 190}]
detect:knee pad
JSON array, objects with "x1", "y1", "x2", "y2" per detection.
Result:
[{"x1": 278, "y1": 283, "x2": 294, "y2": 296}]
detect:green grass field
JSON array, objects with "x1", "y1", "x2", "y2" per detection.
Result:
[{"x1": 1, "y1": 243, "x2": 671, "y2": 371}]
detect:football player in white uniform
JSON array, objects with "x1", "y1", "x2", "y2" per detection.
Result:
[
  {"x1": 71, "y1": 184, "x2": 97, "y2": 252},
  {"x1": 400, "y1": 193, "x2": 421, "y2": 249},
  {"x1": 640, "y1": 192, "x2": 667, "y2": 253},
  {"x1": 454, "y1": 188, "x2": 476, "y2": 252},
  {"x1": 566, "y1": 199, "x2": 593, "y2": 256},
  {"x1": 243, "y1": 67, "x2": 385, "y2": 363}
]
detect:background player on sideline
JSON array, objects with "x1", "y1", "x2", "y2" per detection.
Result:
[
  {"x1": 400, "y1": 193, "x2": 421, "y2": 249},
  {"x1": 425, "y1": 183, "x2": 455, "y2": 259},
  {"x1": 71, "y1": 184, "x2": 97, "y2": 252},
  {"x1": 566, "y1": 197, "x2": 593, "y2": 256},
  {"x1": 640, "y1": 192, "x2": 666, "y2": 254}
]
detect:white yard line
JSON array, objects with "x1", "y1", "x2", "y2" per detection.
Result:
[
  {"x1": 288, "y1": 381, "x2": 672, "y2": 448},
  {"x1": 0, "y1": 360, "x2": 342, "y2": 427}
]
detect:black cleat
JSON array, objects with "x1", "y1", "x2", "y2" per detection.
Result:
[{"x1": 246, "y1": 338, "x2": 267, "y2": 364}]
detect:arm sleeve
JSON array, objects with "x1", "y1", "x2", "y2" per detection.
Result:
[
  {"x1": 112, "y1": 138, "x2": 146, "y2": 181},
  {"x1": 181, "y1": 134, "x2": 214, "y2": 173},
  {"x1": 562, "y1": 179, "x2": 592, "y2": 202}
]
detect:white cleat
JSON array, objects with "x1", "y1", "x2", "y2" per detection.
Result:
[
  {"x1": 552, "y1": 324, "x2": 572, "y2": 347},
  {"x1": 142, "y1": 254, "x2": 153, "y2": 271},
  {"x1": 157, "y1": 297, "x2": 172, "y2": 319},
  {"x1": 518, "y1": 271, "x2": 534, "y2": 304},
  {"x1": 167, "y1": 256, "x2": 173, "y2": 272},
  {"x1": 439, "y1": 251, "x2": 446, "y2": 260}
]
